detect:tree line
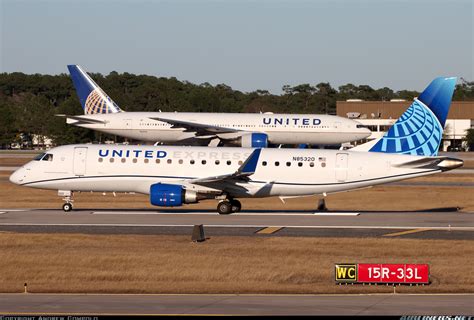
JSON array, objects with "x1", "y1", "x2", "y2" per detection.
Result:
[{"x1": 0, "y1": 71, "x2": 473, "y2": 148}]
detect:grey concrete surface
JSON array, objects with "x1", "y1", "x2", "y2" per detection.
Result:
[
  {"x1": 0, "y1": 209, "x2": 472, "y2": 239},
  {"x1": 0, "y1": 293, "x2": 472, "y2": 315}
]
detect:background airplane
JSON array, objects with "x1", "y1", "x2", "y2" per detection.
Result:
[
  {"x1": 12, "y1": 77, "x2": 461, "y2": 214},
  {"x1": 60, "y1": 65, "x2": 371, "y2": 147}
]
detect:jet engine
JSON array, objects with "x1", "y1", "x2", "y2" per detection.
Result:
[
  {"x1": 239, "y1": 133, "x2": 268, "y2": 148},
  {"x1": 150, "y1": 183, "x2": 199, "y2": 207}
]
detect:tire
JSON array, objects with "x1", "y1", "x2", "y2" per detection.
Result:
[
  {"x1": 217, "y1": 201, "x2": 232, "y2": 215},
  {"x1": 231, "y1": 199, "x2": 242, "y2": 213},
  {"x1": 63, "y1": 203, "x2": 73, "y2": 212}
]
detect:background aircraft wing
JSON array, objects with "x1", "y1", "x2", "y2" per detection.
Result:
[{"x1": 149, "y1": 117, "x2": 239, "y2": 136}]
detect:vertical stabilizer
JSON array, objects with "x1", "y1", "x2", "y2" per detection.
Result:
[
  {"x1": 67, "y1": 65, "x2": 123, "y2": 114},
  {"x1": 365, "y1": 77, "x2": 456, "y2": 156}
]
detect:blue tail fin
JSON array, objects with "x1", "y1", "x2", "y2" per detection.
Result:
[
  {"x1": 369, "y1": 77, "x2": 456, "y2": 156},
  {"x1": 67, "y1": 65, "x2": 123, "y2": 114}
]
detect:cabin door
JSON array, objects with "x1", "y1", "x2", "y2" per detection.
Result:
[
  {"x1": 73, "y1": 147, "x2": 88, "y2": 176},
  {"x1": 335, "y1": 153, "x2": 348, "y2": 182}
]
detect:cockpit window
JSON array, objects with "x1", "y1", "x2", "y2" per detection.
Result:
[
  {"x1": 33, "y1": 153, "x2": 46, "y2": 161},
  {"x1": 42, "y1": 154, "x2": 53, "y2": 161},
  {"x1": 356, "y1": 124, "x2": 368, "y2": 129}
]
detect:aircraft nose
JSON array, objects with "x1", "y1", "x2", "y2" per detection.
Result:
[{"x1": 9, "y1": 167, "x2": 25, "y2": 185}]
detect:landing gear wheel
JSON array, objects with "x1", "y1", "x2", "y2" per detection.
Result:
[
  {"x1": 217, "y1": 201, "x2": 233, "y2": 215},
  {"x1": 63, "y1": 203, "x2": 73, "y2": 212},
  {"x1": 230, "y1": 199, "x2": 242, "y2": 213}
]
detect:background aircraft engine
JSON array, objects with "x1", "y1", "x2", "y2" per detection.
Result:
[
  {"x1": 150, "y1": 183, "x2": 198, "y2": 207},
  {"x1": 240, "y1": 133, "x2": 268, "y2": 148}
]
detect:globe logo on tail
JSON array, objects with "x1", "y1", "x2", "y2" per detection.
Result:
[
  {"x1": 370, "y1": 100, "x2": 442, "y2": 156},
  {"x1": 84, "y1": 88, "x2": 121, "y2": 114}
]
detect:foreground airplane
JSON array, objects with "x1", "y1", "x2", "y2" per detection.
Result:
[
  {"x1": 11, "y1": 77, "x2": 461, "y2": 214},
  {"x1": 60, "y1": 65, "x2": 371, "y2": 147}
]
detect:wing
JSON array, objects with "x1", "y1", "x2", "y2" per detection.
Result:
[
  {"x1": 190, "y1": 149, "x2": 262, "y2": 185},
  {"x1": 149, "y1": 117, "x2": 239, "y2": 137}
]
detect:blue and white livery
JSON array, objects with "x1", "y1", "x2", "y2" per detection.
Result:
[
  {"x1": 367, "y1": 77, "x2": 456, "y2": 156},
  {"x1": 13, "y1": 77, "x2": 462, "y2": 214},
  {"x1": 61, "y1": 65, "x2": 371, "y2": 147},
  {"x1": 67, "y1": 65, "x2": 122, "y2": 114}
]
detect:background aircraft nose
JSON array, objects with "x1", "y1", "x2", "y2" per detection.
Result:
[{"x1": 9, "y1": 168, "x2": 25, "y2": 185}]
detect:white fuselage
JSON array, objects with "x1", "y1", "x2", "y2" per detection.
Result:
[
  {"x1": 11, "y1": 144, "x2": 448, "y2": 199},
  {"x1": 67, "y1": 112, "x2": 370, "y2": 145}
]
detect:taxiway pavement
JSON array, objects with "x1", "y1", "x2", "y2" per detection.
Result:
[
  {"x1": 0, "y1": 208, "x2": 472, "y2": 239},
  {"x1": 0, "y1": 293, "x2": 472, "y2": 315}
]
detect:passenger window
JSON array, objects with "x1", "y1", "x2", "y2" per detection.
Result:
[
  {"x1": 98, "y1": 158, "x2": 103, "y2": 163},
  {"x1": 167, "y1": 159, "x2": 172, "y2": 164},
  {"x1": 309, "y1": 162, "x2": 314, "y2": 167},
  {"x1": 286, "y1": 162, "x2": 291, "y2": 167},
  {"x1": 215, "y1": 160, "x2": 220, "y2": 165},
  {"x1": 202, "y1": 160, "x2": 207, "y2": 165},
  {"x1": 275, "y1": 161, "x2": 280, "y2": 166},
  {"x1": 144, "y1": 159, "x2": 149, "y2": 164},
  {"x1": 133, "y1": 159, "x2": 138, "y2": 163},
  {"x1": 190, "y1": 159, "x2": 195, "y2": 165},
  {"x1": 110, "y1": 158, "x2": 114, "y2": 163},
  {"x1": 155, "y1": 159, "x2": 160, "y2": 164},
  {"x1": 321, "y1": 162, "x2": 326, "y2": 168},
  {"x1": 179, "y1": 159, "x2": 183, "y2": 164},
  {"x1": 298, "y1": 162, "x2": 303, "y2": 167},
  {"x1": 121, "y1": 158, "x2": 126, "y2": 163},
  {"x1": 238, "y1": 160, "x2": 243, "y2": 165},
  {"x1": 262, "y1": 161, "x2": 267, "y2": 166},
  {"x1": 227, "y1": 160, "x2": 231, "y2": 165}
]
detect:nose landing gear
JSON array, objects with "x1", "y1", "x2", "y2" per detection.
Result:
[
  {"x1": 62, "y1": 202, "x2": 73, "y2": 212},
  {"x1": 58, "y1": 190, "x2": 74, "y2": 212}
]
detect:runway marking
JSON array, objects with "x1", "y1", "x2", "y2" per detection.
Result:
[
  {"x1": 92, "y1": 211, "x2": 359, "y2": 216},
  {"x1": 0, "y1": 223, "x2": 472, "y2": 231},
  {"x1": 256, "y1": 227, "x2": 284, "y2": 234},
  {"x1": 383, "y1": 228, "x2": 430, "y2": 237},
  {"x1": 313, "y1": 212, "x2": 360, "y2": 216}
]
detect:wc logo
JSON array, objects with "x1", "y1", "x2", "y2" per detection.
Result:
[
  {"x1": 85, "y1": 88, "x2": 121, "y2": 114},
  {"x1": 335, "y1": 264, "x2": 357, "y2": 283}
]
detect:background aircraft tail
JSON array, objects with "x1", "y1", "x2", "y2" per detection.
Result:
[
  {"x1": 352, "y1": 77, "x2": 456, "y2": 156},
  {"x1": 67, "y1": 65, "x2": 123, "y2": 114}
]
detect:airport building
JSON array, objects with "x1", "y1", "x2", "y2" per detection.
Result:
[{"x1": 337, "y1": 100, "x2": 474, "y2": 151}]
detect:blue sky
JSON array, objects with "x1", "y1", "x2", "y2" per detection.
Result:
[{"x1": 1, "y1": 0, "x2": 472, "y2": 93}]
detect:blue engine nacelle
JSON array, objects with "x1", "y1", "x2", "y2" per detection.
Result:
[
  {"x1": 240, "y1": 133, "x2": 268, "y2": 148},
  {"x1": 150, "y1": 183, "x2": 198, "y2": 207}
]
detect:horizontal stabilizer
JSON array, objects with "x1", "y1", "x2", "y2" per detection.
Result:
[
  {"x1": 392, "y1": 156, "x2": 463, "y2": 171},
  {"x1": 56, "y1": 114, "x2": 107, "y2": 125}
]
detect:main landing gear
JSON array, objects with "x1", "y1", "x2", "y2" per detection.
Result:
[
  {"x1": 58, "y1": 190, "x2": 74, "y2": 212},
  {"x1": 217, "y1": 199, "x2": 242, "y2": 215}
]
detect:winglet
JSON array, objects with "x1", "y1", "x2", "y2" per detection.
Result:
[
  {"x1": 67, "y1": 65, "x2": 123, "y2": 114},
  {"x1": 238, "y1": 149, "x2": 262, "y2": 175}
]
